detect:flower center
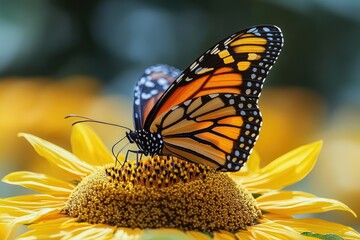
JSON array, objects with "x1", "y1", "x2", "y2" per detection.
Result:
[{"x1": 64, "y1": 156, "x2": 262, "y2": 232}]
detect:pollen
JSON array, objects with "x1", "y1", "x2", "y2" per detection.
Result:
[{"x1": 64, "y1": 156, "x2": 262, "y2": 232}]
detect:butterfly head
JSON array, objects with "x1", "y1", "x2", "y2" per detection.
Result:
[
  {"x1": 126, "y1": 130, "x2": 164, "y2": 157},
  {"x1": 126, "y1": 131, "x2": 137, "y2": 144}
]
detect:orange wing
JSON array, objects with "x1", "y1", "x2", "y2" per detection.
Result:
[
  {"x1": 144, "y1": 25, "x2": 283, "y2": 129},
  {"x1": 150, "y1": 93, "x2": 262, "y2": 171}
]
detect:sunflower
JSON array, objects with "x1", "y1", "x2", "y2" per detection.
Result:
[{"x1": 0, "y1": 124, "x2": 359, "y2": 240}]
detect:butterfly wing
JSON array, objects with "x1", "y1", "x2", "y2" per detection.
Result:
[
  {"x1": 133, "y1": 64, "x2": 181, "y2": 131},
  {"x1": 144, "y1": 25, "x2": 283, "y2": 130},
  {"x1": 143, "y1": 25, "x2": 283, "y2": 171},
  {"x1": 150, "y1": 93, "x2": 261, "y2": 171}
]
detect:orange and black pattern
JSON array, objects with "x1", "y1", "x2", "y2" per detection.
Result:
[
  {"x1": 144, "y1": 25, "x2": 283, "y2": 129},
  {"x1": 130, "y1": 25, "x2": 283, "y2": 171},
  {"x1": 150, "y1": 93, "x2": 261, "y2": 171}
]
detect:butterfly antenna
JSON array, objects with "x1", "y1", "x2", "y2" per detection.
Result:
[{"x1": 65, "y1": 114, "x2": 132, "y2": 132}]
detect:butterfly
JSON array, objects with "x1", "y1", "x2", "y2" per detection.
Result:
[{"x1": 126, "y1": 25, "x2": 283, "y2": 172}]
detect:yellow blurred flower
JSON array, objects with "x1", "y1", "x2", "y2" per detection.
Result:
[
  {"x1": 0, "y1": 124, "x2": 358, "y2": 239},
  {"x1": 256, "y1": 87, "x2": 325, "y2": 165},
  {"x1": 310, "y1": 105, "x2": 360, "y2": 230},
  {"x1": 0, "y1": 77, "x2": 131, "y2": 174}
]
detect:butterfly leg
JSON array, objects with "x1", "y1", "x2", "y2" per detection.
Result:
[
  {"x1": 114, "y1": 154, "x2": 121, "y2": 167},
  {"x1": 112, "y1": 135, "x2": 129, "y2": 167},
  {"x1": 135, "y1": 151, "x2": 140, "y2": 167},
  {"x1": 123, "y1": 150, "x2": 130, "y2": 167},
  {"x1": 138, "y1": 153, "x2": 143, "y2": 167},
  {"x1": 123, "y1": 149, "x2": 144, "y2": 168},
  {"x1": 123, "y1": 149, "x2": 132, "y2": 167}
]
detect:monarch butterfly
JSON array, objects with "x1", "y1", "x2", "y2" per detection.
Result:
[
  {"x1": 69, "y1": 25, "x2": 283, "y2": 172},
  {"x1": 124, "y1": 25, "x2": 284, "y2": 172}
]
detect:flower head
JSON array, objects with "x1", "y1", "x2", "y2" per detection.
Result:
[
  {"x1": 0, "y1": 124, "x2": 359, "y2": 239},
  {"x1": 65, "y1": 159, "x2": 261, "y2": 231}
]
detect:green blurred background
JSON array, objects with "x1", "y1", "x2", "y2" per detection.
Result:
[{"x1": 0, "y1": 0, "x2": 359, "y2": 231}]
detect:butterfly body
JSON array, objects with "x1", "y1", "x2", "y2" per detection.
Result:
[
  {"x1": 129, "y1": 25, "x2": 283, "y2": 172},
  {"x1": 126, "y1": 130, "x2": 163, "y2": 157}
]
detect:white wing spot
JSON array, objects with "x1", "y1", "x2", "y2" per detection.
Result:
[
  {"x1": 183, "y1": 99, "x2": 191, "y2": 106},
  {"x1": 144, "y1": 81, "x2": 155, "y2": 87},
  {"x1": 234, "y1": 150, "x2": 240, "y2": 157},
  {"x1": 157, "y1": 78, "x2": 168, "y2": 86},
  {"x1": 141, "y1": 93, "x2": 152, "y2": 100},
  {"x1": 150, "y1": 89, "x2": 159, "y2": 95}
]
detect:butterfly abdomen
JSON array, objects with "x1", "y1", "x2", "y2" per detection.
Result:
[{"x1": 126, "y1": 130, "x2": 164, "y2": 156}]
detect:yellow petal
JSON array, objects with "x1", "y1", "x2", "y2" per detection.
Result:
[
  {"x1": 35, "y1": 213, "x2": 70, "y2": 223},
  {"x1": 246, "y1": 150, "x2": 260, "y2": 173},
  {"x1": 113, "y1": 228, "x2": 142, "y2": 240},
  {"x1": 232, "y1": 232, "x2": 255, "y2": 240},
  {"x1": 231, "y1": 150, "x2": 260, "y2": 177},
  {"x1": 262, "y1": 213, "x2": 293, "y2": 220},
  {"x1": 0, "y1": 222, "x2": 12, "y2": 240},
  {"x1": 19, "y1": 219, "x2": 115, "y2": 240},
  {"x1": 29, "y1": 216, "x2": 77, "y2": 227},
  {"x1": 0, "y1": 196, "x2": 61, "y2": 219},
  {"x1": 62, "y1": 224, "x2": 115, "y2": 240},
  {"x1": 19, "y1": 133, "x2": 95, "y2": 181},
  {"x1": 4, "y1": 208, "x2": 58, "y2": 238},
  {"x1": 140, "y1": 228, "x2": 190, "y2": 240},
  {"x1": 2, "y1": 171, "x2": 74, "y2": 196},
  {"x1": 235, "y1": 220, "x2": 306, "y2": 240},
  {"x1": 257, "y1": 190, "x2": 357, "y2": 217},
  {"x1": 238, "y1": 141, "x2": 322, "y2": 193},
  {"x1": 71, "y1": 124, "x2": 116, "y2": 166},
  {"x1": 0, "y1": 194, "x2": 65, "y2": 211},
  {"x1": 271, "y1": 218, "x2": 360, "y2": 239},
  {"x1": 214, "y1": 231, "x2": 236, "y2": 240},
  {"x1": 186, "y1": 231, "x2": 212, "y2": 240}
]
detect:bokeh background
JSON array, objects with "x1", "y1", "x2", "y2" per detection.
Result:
[{"x1": 1, "y1": 0, "x2": 359, "y2": 231}]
